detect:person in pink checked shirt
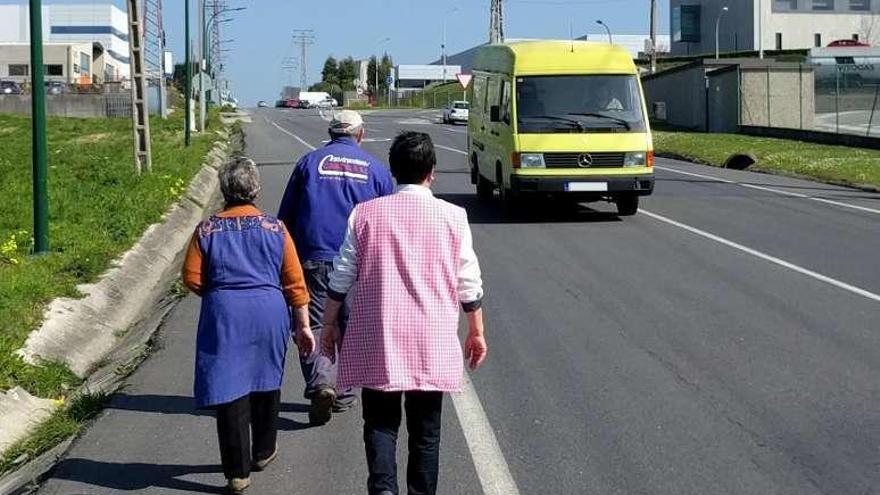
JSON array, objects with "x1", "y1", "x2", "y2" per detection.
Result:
[{"x1": 320, "y1": 131, "x2": 488, "y2": 495}]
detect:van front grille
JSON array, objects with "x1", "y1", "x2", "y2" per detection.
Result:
[{"x1": 543, "y1": 152, "x2": 625, "y2": 168}]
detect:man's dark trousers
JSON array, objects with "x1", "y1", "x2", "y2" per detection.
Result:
[
  {"x1": 362, "y1": 388, "x2": 444, "y2": 495},
  {"x1": 299, "y1": 260, "x2": 355, "y2": 406}
]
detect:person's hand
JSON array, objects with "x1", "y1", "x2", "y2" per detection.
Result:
[
  {"x1": 295, "y1": 326, "x2": 316, "y2": 358},
  {"x1": 321, "y1": 320, "x2": 341, "y2": 363},
  {"x1": 464, "y1": 333, "x2": 487, "y2": 370}
]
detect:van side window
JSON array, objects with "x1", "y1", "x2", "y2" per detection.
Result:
[
  {"x1": 500, "y1": 80, "x2": 512, "y2": 125},
  {"x1": 473, "y1": 76, "x2": 486, "y2": 112}
]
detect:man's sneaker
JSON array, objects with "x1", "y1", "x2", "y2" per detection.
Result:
[
  {"x1": 252, "y1": 444, "x2": 278, "y2": 472},
  {"x1": 309, "y1": 386, "x2": 336, "y2": 425},
  {"x1": 226, "y1": 477, "x2": 250, "y2": 494}
]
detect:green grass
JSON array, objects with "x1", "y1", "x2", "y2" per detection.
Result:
[
  {"x1": 0, "y1": 392, "x2": 107, "y2": 474},
  {"x1": 653, "y1": 130, "x2": 880, "y2": 190},
  {"x1": 0, "y1": 109, "x2": 224, "y2": 399}
]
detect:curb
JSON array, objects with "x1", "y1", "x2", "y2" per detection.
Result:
[{"x1": 0, "y1": 127, "x2": 241, "y2": 493}]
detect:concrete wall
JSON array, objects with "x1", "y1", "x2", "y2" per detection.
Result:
[
  {"x1": 740, "y1": 66, "x2": 814, "y2": 129},
  {"x1": 642, "y1": 64, "x2": 707, "y2": 130},
  {"x1": 0, "y1": 94, "x2": 130, "y2": 118}
]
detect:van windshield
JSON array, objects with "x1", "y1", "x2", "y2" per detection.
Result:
[{"x1": 516, "y1": 75, "x2": 646, "y2": 133}]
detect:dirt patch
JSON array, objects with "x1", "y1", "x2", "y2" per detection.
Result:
[{"x1": 73, "y1": 133, "x2": 113, "y2": 144}]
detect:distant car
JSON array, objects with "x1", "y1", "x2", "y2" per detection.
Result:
[
  {"x1": 282, "y1": 98, "x2": 301, "y2": 108},
  {"x1": 443, "y1": 100, "x2": 469, "y2": 124},
  {"x1": 295, "y1": 99, "x2": 311, "y2": 109},
  {"x1": 315, "y1": 96, "x2": 338, "y2": 109},
  {"x1": 45, "y1": 81, "x2": 66, "y2": 95},
  {"x1": 257, "y1": 100, "x2": 269, "y2": 108},
  {"x1": 0, "y1": 81, "x2": 22, "y2": 95}
]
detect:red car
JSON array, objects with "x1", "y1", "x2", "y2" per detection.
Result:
[{"x1": 282, "y1": 98, "x2": 300, "y2": 108}]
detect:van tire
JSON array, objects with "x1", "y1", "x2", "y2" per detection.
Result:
[
  {"x1": 496, "y1": 163, "x2": 510, "y2": 202},
  {"x1": 470, "y1": 153, "x2": 479, "y2": 185},
  {"x1": 615, "y1": 195, "x2": 639, "y2": 216},
  {"x1": 476, "y1": 176, "x2": 494, "y2": 201}
]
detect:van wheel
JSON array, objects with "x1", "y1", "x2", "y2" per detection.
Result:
[
  {"x1": 496, "y1": 164, "x2": 508, "y2": 202},
  {"x1": 615, "y1": 195, "x2": 640, "y2": 216},
  {"x1": 470, "y1": 154, "x2": 479, "y2": 185}
]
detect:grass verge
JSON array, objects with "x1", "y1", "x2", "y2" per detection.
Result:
[
  {"x1": 0, "y1": 108, "x2": 223, "y2": 400},
  {"x1": 653, "y1": 130, "x2": 880, "y2": 190},
  {"x1": 0, "y1": 393, "x2": 107, "y2": 474}
]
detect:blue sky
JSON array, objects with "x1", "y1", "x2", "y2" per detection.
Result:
[{"x1": 5, "y1": 0, "x2": 671, "y2": 105}]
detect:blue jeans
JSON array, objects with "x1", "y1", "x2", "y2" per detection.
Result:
[{"x1": 300, "y1": 260, "x2": 355, "y2": 405}]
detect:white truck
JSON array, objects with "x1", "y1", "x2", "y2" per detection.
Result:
[{"x1": 298, "y1": 91, "x2": 338, "y2": 108}]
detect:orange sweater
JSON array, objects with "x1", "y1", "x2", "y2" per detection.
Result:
[{"x1": 182, "y1": 204, "x2": 310, "y2": 307}]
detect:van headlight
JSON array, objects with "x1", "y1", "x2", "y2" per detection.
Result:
[
  {"x1": 623, "y1": 152, "x2": 647, "y2": 167},
  {"x1": 519, "y1": 153, "x2": 545, "y2": 168}
]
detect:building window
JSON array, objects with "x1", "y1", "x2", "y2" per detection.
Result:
[
  {"x1": 8, "y1": 64, "x2": 28, "y2": 76},
  {"x1": 815, "y1": 33, "x2": 822, "y2": 46},
  {"x1": 774, "y1": 0, "x2": 798, "y2": 9},
  {"x1": 853, "y1": 33, "x2": 861, "y2": 40},
  {"x1": 776, "y1": 33, "x2": 783, "y2": 50},
  {"x1": 79, "y1": 53, "x2": 91, "y2": 74},
  {"x1": 813, "y1": 0, "x2": 835, "y2": 10},
  {"x1": 850, "y1": 0, "x2": 870, "y2": 10},
  {"x1": 672, "y1": 5, "x2": 702, "y2": 43},
  {"x1": 44, "y1": 65, "x2": 63, "y2": 76}
]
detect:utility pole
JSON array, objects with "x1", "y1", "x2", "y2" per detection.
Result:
[
  {"x1": 281, "y1": 57, "x2": 298, "y2": 87},
  {"x1": 185, "y1": 0, "x2": 192, "y2": 146},
  {"x1": 143, "y1": 0, "x2": 166, "y2": 117},
  {"x1": 649, "y1": 0, "x2": 658, "y2": 73},
  {"x1": 292, "y1": 29, "x2": 316, "y2": 89},
  {"x1": 29, "y1": 0, "x2": 49, "y2": 253},
  {"x1": 126, "y1": 0, "x2": 152, "y2": 173},
  {"x1": 490, "y1": 0, "x2": 504, "y2": 44},
  {"x1": 197, "y1": 0, "x2": 204, "y2": 131},
  {"x1": 758, "y1": 0, "x2": 764, "y2": 59}
]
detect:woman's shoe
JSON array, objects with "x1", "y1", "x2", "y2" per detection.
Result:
[
  {"x1": 226, "y1": 477, "x2": 251, "y2": 494},
  {"x1": 252, "y1": 444, "x2": 278, "y2": 471}
]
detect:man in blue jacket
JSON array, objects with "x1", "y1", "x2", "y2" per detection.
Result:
[{"x1": 278, "y1": 110, "x2": 394, "y2": 425}]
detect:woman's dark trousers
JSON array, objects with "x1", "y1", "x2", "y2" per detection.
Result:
[
  {"x1": 214, "y1": 390, "x2": 280, "y2": 479},
  {"x1": 362, "y1": 388, "x2": 444, "y2": 495}
]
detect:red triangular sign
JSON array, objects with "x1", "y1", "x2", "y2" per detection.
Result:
[{"x1": 456, "y1": 73, "x2": 473, "y2": 89}]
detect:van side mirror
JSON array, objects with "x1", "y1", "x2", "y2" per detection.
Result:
[{"x1": 490, "y1": 105, "x2": 501, "y2": 122}]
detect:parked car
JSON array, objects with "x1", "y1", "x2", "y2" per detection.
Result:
[
  {"x1": 282, "y1": 98, "x2": 301, "y2": 108},
  {"x1": 257, "y1": 100, "x2": 269, "y2": 108},
  {"x1": 45, "y1": 81, "x2": 67, "y2": 95},
  {"x1": 275, "y1": 99, "x2": 287, "y2": 108},
  {"x1": 315, "y1": 96, "x2": 338, "y2": 109},
  {"x1": 0, "y1": 81, "x2": 22, "y2": 95},
  {"x1": 443, "y1": 100, "x2": 469, "y2": 124}
]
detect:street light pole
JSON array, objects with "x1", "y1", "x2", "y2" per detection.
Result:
[
  {"x1": 442, "y1": 7, "x2": 459, "y2": 84},
  {"x1": 596, "y1": 20, "x2": 612, "y2": 44},
  {"x1": 201, "y1": 7, "x2": 244, "y2": 119},
  {"x1": 29, "y1": 0, "x2": 49, "y2": 253},
  {"x1": 185, "y1": 0, "x2": 192, "y2": 146},
  {"x1": 374, "y1": 37, "x2": 390, "y2": 106},
  {"x1": 715, "y1": 6, "x2": 729, "y2": 60},
  {"x1": 758, "y1": 0, "x2": 764, "y2": 59}
]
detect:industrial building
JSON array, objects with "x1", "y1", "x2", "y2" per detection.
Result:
[
  {"x1": 0, "y1": 3, "x2": 130, "y2": 82},
  {"x1": 671, "y1": 0, "x2": 880, "y2": 56},
  {"x1": 395, "y1": 64, "x2": 462, "y2": 92}
]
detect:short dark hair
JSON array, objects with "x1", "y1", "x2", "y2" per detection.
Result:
[{"x1": 389, "y1": 131, "x2": 436, "y2": 184}]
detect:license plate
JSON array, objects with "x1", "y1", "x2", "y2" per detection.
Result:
[{"x1": 566, "y1": 182, "x2": 608, "y2": 192}]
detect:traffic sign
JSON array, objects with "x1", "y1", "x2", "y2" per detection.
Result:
[
  {"x1": 385, "y1": 74, "x2": 394, "y2": 86},
  {"x1": 356, "y1": 87, "x2": 364, "y2": 96},
  {"x1": 456, "y1": 73, "x2": 473, "y2": 89}
]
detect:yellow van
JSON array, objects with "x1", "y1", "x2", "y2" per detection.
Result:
[{"x1": 468, "y1": 40, "x2": 654, "y2": 216}]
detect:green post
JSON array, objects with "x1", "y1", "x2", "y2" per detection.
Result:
[
  {"x1": 185, "y1": 0, "x2": 192, "y2": 146},
  {"x1": 30, "y1": 0, "x2": 49, "y2": 253}
]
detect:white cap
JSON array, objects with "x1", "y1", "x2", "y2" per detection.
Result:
[{"x1": 329, "y1": 110, "x2": 364, "y2": 135}]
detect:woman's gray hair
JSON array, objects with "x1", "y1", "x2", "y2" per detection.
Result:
[{"x1": 219, "y1": 157, "x2": 261, "y2": 205}]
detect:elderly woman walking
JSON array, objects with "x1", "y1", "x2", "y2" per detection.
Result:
[
  {"x1": 183, "y1": 157, "x2": 314, "y2": 494},
  {"x1": 321, "y1": 132, "x2": 488, "y2": 495}
]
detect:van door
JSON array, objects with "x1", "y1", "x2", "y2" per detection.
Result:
[
  {"x1": 486, "y1": 77, "x2": 514, "y2": 191},
  {"x1": 469, "y1": 74, "x2": 489, "y2": 181}
]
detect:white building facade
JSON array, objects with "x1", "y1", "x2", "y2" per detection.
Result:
[
  {"x1": 0, "y1": 3, "x2": 130, "y2": 82},
  {"x1": 671, "y1": 0, "x2": 880, "y2": 56}
]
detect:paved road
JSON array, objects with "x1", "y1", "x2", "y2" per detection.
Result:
[
  {"x1": 37, "y1": 108, "x2": 880, "y2": 494},
  {"x1": 815, "y1": 110, "x2": 880, "y2": 136}
]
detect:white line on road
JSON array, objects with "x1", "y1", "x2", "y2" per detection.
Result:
[
  {"x1": 640, "y1": 209, "x2": 880, "y2": 303},
  {"x1": 656, "y1": 165, "x2": 880, "y2": 215},
  {"x1": 257, "y1": 128, "x2": 522, "y2": 494},
  {"x1": 436, "y1": 144, "x2": 468, "y2": 155},
  {"x1": 451, "y1": 376, "x2": 522, "y2": 495},
  {"x1": 266, "y1": 117, "x2": 316, "y2": 151}
]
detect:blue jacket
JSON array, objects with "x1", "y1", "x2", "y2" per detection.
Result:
[{"x1": 278, "y1": 136, "x2": 394, "y2": 262}]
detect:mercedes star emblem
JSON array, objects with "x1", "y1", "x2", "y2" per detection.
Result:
[{"x1": 577, "y1": 153, "x2": 593, "y2": 167}]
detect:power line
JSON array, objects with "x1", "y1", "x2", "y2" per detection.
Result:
[{"x1": 292, "y1": 29, "x2": 315, "y2": 89}]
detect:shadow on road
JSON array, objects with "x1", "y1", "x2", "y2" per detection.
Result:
[
  {"x1": 49, "y1": 459, "x2": 223, "y2": 493},
  {"x1": 106, "y1": 394, "x2": 313, "y2": 431},
  {"x1": 437, "y1": 193, "x2": 622, "y2": 225}
]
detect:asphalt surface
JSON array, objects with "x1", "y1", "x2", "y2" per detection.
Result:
[{"x1": 36, "y1": 108, "x2": 880, "y2": 494}]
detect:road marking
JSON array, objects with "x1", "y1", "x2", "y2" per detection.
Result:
[
  {"x1": 442, "y1": 126, "x2": 469, "y2": 134},
  {"x1": 266, "y1": 117, "x2": 317, "y2": 151},
  {"x1": 436, "y1": 144, "x2": 468, "y2": 155},
  {"x1": 656, "y1": 165, "x2": 880, "y2": 215},
  {"x1": 451, "y1": 376, "x2": 522, "y2": 495},
  {"x1": 640, "y1": 209, "x2": 880, "y2": 303},
  {"x1": 251, "y1": 126, "x2": 522, "y2": 493}
]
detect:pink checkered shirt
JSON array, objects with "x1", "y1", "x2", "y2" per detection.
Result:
[{"x1": 331, "y1": 186, "x2": 482, "y2": 392}]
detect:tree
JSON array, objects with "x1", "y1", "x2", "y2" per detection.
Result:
[
  {"x1": 859, "y1": 15, "x2": 880, "y2": 45},
  {"x1": 337, "y1": 57, "x2": 358, "y2": 91},
  {"x1": 367, "y1": 53, "x2": 394, "y2": 96},
  {"x1": 321, "y1": 56, "x2": 339, "y2": 86}
]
